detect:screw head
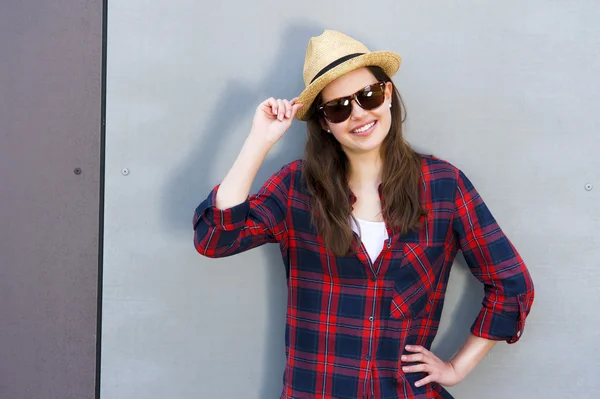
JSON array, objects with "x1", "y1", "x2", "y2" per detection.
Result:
[
  {"x1": 585, "y1": 183, "x2": 593, "y2": 191},
  {"x1": 121, "y1": 168, "x2": 129, "y2": 176},
  {"x1": 73, "y1": 168, "x2": 82, "y2": 175}
]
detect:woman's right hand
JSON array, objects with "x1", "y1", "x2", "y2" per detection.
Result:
[
  {"x1": 250, "y1": 97, "x2": 304, "y2": 146},
  {"x1": 215, "y1": 97, "x2": 303, "y2": 210}
]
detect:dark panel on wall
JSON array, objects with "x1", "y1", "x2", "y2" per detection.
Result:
[{"x1": 0, "y1": 1, "x2": 103, "y2": 398}]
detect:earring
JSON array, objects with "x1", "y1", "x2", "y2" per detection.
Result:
[
  {"x1": 389, "y1": 103, "x2": 392, "y2": 108},
  {"x1": 327, "y1": 129, "x2": 331, "y2": 133}
]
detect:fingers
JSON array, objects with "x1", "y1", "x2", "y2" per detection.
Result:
[
  {"x1": 283, "y1": 99, "x2": 292, "y2": 119},
  {"x1": 264, "y1": 97, "x2": 278, "y2": 117},
  {"x1": 415, "y1": 375, "x2": 435, "y2": 388},
  {"x1": 405, "y1": 345, "x2": 430, "y2": 355},
  {"x1": 400, "y1": 347, "x2": 461, "y2": 388},
  {"x1": 290, "y1": 103, "x2": 304, "y2": 118},
  {"x1": 401, "y1": 353, "x2": 426, "y2": 363},
  {"x1": 261, "y1": 97, "x2": 303, "y2": 121},
  {"x1": 402, "y1": 363, "x2": 430, "y2": 373},
  {"x1": 275, "y1": 99, "x2": 285, "y2": 121},
  {"x1": 402, "y1": 346, "x2": 435, "y2": 375}
]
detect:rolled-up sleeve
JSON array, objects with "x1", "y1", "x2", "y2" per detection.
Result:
[
  {"x1": 193, "y1": 163, "x2": 291, "y2": 258},
  {"x1": 453, "y1": 169, "x2": 534, "y2": 344}
]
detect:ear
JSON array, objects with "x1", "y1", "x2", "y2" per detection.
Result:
[
  {"x1": 319, "y1": 117, "x2": 331, "y2": 132},
  {"x1": 384, "y1": 81, "x2": 393, "y2": 104}
]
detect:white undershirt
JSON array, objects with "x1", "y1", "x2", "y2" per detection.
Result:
[{"x1": 350, "y1": 216, "x2": 388, "y2": 262}]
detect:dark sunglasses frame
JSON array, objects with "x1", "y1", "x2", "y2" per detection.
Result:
[{"x1": 317, "y1": 81, "x2": 387, "y2": 123}]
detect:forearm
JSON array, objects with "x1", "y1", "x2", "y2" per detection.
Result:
[
  {"x1": 215, "y1": 134, "x2": 271, "y2": 209},
  {"x1": 449, "y1": 334, "x2": 498, "y2": 380}
]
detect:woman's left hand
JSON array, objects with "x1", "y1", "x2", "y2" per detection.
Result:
[{"x1": 401, "y1": 345, "x2": 464, "y2": 388}]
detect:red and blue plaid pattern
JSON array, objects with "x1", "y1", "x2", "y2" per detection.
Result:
[{"x1": 193, "y1": 155, "x2": 534, "y2": 399}]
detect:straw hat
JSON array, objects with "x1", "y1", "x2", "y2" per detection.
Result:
[{"x1": 295, "y1": 30, "x2": 402, "y2": 121}]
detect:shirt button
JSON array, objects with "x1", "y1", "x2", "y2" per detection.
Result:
[
  {"x1": 370, "y1": 276, "x2": 376, "y2": 282},
  {"x1": 369, "y1": 316, "x2": 374, "y2": 322},
  {"x1": 365, "y1": 355, "x2": 371, "y2": 361}
]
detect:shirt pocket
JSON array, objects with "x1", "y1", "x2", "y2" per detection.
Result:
[{"x1": 389, "y1": 243, "x2": 446, "y2": 320}]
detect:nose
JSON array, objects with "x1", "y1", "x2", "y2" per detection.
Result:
[{"x1": 349, "y1": 97, "x2": 367, "y2": 120}]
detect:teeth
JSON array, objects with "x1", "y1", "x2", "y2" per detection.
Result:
[{"x1": 353, "y1": 121, "x2": 375, "y2": 133}]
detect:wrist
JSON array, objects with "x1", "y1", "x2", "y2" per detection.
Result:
[
  {"x1": 246, "y1": 130, "x2": 276, "y2": 154},
  {"x1": 243, "y1": 133, "x2": 272, "y2": 159},
  {"x1": 448, "y1": 358, "x2": 468, "y2": 382}
]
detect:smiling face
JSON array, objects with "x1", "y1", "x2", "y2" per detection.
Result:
[{"x1": 319, "y1": 67, "x2": 393, "y2": 156}]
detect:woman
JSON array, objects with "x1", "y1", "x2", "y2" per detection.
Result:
[{"x1": 193, "y1": 30, "x2": 534, "y2": 399}]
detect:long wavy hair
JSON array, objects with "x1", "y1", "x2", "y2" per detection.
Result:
[{"x1": 302, "y1": 66, "x2": 427, "y2": 256}]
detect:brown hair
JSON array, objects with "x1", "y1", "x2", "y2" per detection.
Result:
[{"x1": 302, "y1": 66, "x2": 427, "y2": 256}]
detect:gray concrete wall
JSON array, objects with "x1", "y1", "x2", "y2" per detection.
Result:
[
  {"x1": 0, "y1": 1, "x2": 103, "y2": 398},
  {"x1": 102, "y1": 1, "x2": 600, "y2": 398},
  {"x1": 103, "y1": 2, "x2": 600, "y2": 398}
]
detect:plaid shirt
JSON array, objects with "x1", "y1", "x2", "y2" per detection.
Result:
[{"x1": 193, "y1": 155, "x2": 534, "y2": 399}]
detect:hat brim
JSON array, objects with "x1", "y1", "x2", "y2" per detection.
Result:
[{"x1": 295, "y1": 51, "x2": 402, "y2": 121}]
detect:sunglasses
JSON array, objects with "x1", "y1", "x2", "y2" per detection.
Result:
[{"x1": 317, "y1": 81, "x2": 387, "y2": 123}]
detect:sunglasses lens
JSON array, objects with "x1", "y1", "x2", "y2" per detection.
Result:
[
  {"x1": 356, "y1": 84, "x2": 385, "y2": 110},
  {"x1": 322, "y1": 99, "x2": 352, "y2": 123}
]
